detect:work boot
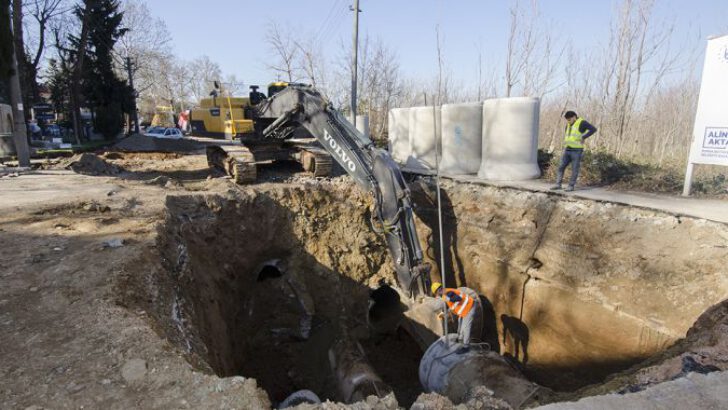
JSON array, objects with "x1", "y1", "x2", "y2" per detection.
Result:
[
  {"x1": 565, "y1": 186, "x2": 575, "y2": 192},
  {"x1": 550, "y1": 185, "x2": 562, "y2": 190}
]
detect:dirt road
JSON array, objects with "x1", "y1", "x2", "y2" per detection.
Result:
[{"x1": 0, "y1": 155, "x2": 275, "y2": 409}]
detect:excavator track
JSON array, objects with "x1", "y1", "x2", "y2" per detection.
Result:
[
  {"x1": 301, "y1": 149, "x2": 334, "y2": 177},
  {"x1": 206, "y1": 145, "x2": 257, "y2": 184},
  {"x1": 229, "y1": 156, "x2": 257, "y2": 184}
]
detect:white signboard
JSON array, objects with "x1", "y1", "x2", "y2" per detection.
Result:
[
  {"x1": 683, "y1": 35, "x2": 728, "y2": 195},
  {"x1": 688, "y1": 35, "x2": 728, "y2": 166}
]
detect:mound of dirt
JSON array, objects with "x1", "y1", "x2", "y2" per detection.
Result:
[
  {"x1": 113, "y1": 134, "x2": 204, "y2": 153},
  {"x1": 65, "y1": 153, "x2": 121, "y2": 176}
]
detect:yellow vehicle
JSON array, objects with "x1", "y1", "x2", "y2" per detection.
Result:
[
  {"x1": 202, "y1": 81, "x2": 334, "y2": 183},
  {"x1": 151, "y1": 105, "x2": 175, "y2": 128},
  {"x1": 189, "y1": 82, "x2": 295, "y2": 140},
  {"x1": 188, "y1": 96, "x2": 254, "y2": 139}
]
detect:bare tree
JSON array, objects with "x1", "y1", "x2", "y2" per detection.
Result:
[
  {"x1": 222, "y1": 73, "x2": 245, "y2": 96},
  {"x1": 265, "y1": 21, "x2": 299, "y2": 82},
  {"x1": 115, "y1": 0, "x2": 172, "y2": 94},
  {"x1": 596, "y1": 0, "x2": 679, "y2": 157},
  {"x1": 504, "y1": 0, "x2": 563, "y2": 98},
  {"x1": 505, "y1": 0, "x2": 535, "y2": 97},
  {"x1": 295, "y1": 35, "x2": 326, "y2": 88},
  {"x1": 537, "y1": 0, "x2": 695, "y2": 166},
  {"x1": 187, "y1": 55, "x2": 222, "y2": 102},
  {"x1": 26, "y1": 0, "x2": 68, "y2": 66}
]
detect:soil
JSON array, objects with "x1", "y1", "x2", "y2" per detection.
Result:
[
  {"x1": 1, "y1": 151, "x2": 726, "y2": 409},
  {"x1": 64, "y1": 152, "x2": 122, "y2": 176},
  {"x1": 408, "y1": 177, "x2": 728, "y2": 391},
  {"x1": 0, "y1": 177, "x2": 271, "y2": 408},
  {"x1": 556, "y1": 298, "x2": 728, "y2": 401}
]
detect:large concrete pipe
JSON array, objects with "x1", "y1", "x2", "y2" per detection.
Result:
[
  {"x1": 479, "y1": 97, "x2": 541, "y2": 180},
  {"x1": 419, "y1": 334, "x2": 538, "y2": 407},
  {"x1": 440, "y1": 102, "x2": 484, "y2": 176},
  {"x1": 256, "y1": 260, "x2": 315, "y2": 340},
  {"x1": 388, "y1": 108, "x2": 411, "y2": 165},
  {"x1": 408, "y1": 106, "x2": 441, "y2": 173},
  {"x1": 367, "y1": 283, "x2": 404, "y2": 335},
  {"x1": 356, "y1": 115, "x2": 370, "y2": 140},
  {"x1": 329, "y1": 339, "x2": 393, "y2": 403}
]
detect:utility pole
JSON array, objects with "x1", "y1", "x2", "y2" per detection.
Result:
[
  {"x1": 7, "y1": 2, "x2": 30, "y2": 166},
  {"x1": 350, "y1": 0, "x2": 360, "y2": 125},
  {"x1": 125, "y1": 57, "x2": 139, "y2": 134}
]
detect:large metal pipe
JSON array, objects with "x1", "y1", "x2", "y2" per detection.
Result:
[
  {"x1": 329, "y1": 339, "x2": 392, "y2": 403},
  {"x1": 419, "y1": 334, "x2": 537, "y2": 407}
]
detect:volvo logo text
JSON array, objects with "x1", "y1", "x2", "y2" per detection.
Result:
[{"x1": 324, "y1": 130, "x2": 357, "y2": 172}]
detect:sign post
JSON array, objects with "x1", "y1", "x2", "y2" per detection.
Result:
[{"x1": 683, "y1": 34, "x2": 728, "y2": 196}]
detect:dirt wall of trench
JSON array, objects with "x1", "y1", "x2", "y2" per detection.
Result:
[
  {"x1": 409, "y1": 179, "x2": 728, "y2": 390},
  {"x1": 138, "y1": 177, "x2": 728, "y2": 397},
  {"x1": 147, "y1": 183, "x2": 399, "y2": 403}
]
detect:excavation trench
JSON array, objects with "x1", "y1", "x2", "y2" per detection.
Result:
[
  {"x1": 139, "y1": 181, "x2": 728, "y2": 407},
  {"x1": 151, "y1": 187, "x2": 424, "y2": 406}
]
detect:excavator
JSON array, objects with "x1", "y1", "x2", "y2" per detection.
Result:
[
  {"x1": 207, "y1": 84, "x2": 430, "y2": 296},
  {"x1": 203, "y1": 82, "x2": 335, "y2": 183}
]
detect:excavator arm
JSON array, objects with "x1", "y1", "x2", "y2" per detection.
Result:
[{"x1": 256, "y1": 85, "x2": 430, "y2": 297}]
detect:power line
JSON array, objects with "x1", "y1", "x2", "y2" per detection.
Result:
[
  {"x1": 314, "y1": 0, "x2": 342, "y2": 44},
  {"x1": 318, "y1": 3, "x2": 348, "y2": 47}
]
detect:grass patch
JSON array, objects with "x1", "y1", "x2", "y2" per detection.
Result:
[
  {"x1": 33, "y1": 140, "x2": 115, "y2": 158},
  {"x1": 540, "y1": 149, "x2": 727, "y2": 197}
]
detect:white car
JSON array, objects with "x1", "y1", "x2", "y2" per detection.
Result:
[{"x1": 144, "y1": 127, "x2": 183, "y2": 139}]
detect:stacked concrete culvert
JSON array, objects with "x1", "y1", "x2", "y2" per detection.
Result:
[
  {"x1": 479, "y1": 97, "x2": 541, "y2": 180},
  {"x1": 408, "y1": 106, "x2": 441, "y2": 172},
  {"x1": 388, "y1": 108, "x2": 410, "y2": 164},
  {"x1": 439, "y1": 102, "x2": 483, "y2": 176},
  {"x1": 388, "y1": 98, "x2": 541, "y2": 180}
]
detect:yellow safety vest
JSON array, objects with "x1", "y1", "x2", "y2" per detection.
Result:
[{"x1": 564, "y1": 118, "x2": 585, "y2": 149}]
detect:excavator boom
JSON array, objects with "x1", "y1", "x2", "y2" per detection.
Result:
[{"x1": 256, "y1": 85, "x2": 430, "y2": 296}]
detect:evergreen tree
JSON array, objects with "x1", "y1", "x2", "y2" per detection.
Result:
[
  {"x1": 71, "y1": 0, "x2": 131, "y2": 138},
  {"x1": 47, "y1": 59, "x2": 71, "y2": 120}
]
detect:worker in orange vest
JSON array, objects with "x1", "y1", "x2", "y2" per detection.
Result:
[{"x1": 431, "y1": 282, "x2": 476, "y2": 346}]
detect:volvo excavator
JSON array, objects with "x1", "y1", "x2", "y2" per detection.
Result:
[
  {"x1": 204, "y1": 82, "x2": 334, "y2": 184},
  {"x1": 207, "y1": 84, "x2": 430, "y2": 296}
]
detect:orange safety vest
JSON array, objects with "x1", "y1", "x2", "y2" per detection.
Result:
[{"x1": 442, "y1": 288, "x2": 474, "y2": 318}]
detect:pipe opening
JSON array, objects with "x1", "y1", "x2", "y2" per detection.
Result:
[
  {"x1": 257, "y1": 261, "x2": 284, "y2": 281},
  {"x1": 368, "y1": 282, "x2": 402, "y2": 333}
]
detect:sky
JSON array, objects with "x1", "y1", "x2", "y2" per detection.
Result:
[{"x1": 145, "y1": 0, "x2": 728, "y2": 88}]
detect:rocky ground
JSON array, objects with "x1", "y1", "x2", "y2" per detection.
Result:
[{"x1": 0, "y1": 148, "x2": 726, "y2": 409}]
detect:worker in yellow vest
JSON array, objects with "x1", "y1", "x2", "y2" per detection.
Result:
[
  {"x1": 431, "y1": 282, "x2": 476, "y2": 346},
  {"x1": 551, "y1": 111, "x2": 597, "y2": 192}
]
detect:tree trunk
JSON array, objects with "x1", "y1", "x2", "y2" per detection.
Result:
[{"x1": 11, "y1": 0, "x2": 31, "y2": 121}]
